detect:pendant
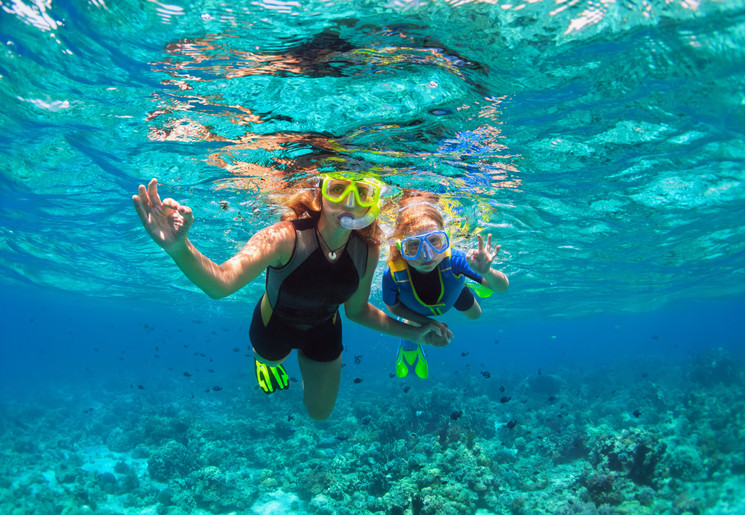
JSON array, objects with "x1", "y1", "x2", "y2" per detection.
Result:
[{"x1": 328, "y1": 251, "x2": 337, "y2": 260}]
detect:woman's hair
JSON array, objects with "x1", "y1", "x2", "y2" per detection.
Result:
[
  {"x1": 389, "y1": 193, "x2": 444, "y2": 260},
  {"x1": 278, "y1": 177, "x2": 383, "y2": 247}
]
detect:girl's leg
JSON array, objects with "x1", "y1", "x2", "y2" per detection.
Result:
[{"x1": 297, "y1": 351, "x2": 342, "y2": 421}]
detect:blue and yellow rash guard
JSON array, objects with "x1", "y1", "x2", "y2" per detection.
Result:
[{"x1": 382, "y1": 248, "x2": 484, "y2": 317}]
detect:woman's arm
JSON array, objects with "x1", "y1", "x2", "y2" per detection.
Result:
[
  {"x1": 345, "y1": 246, "x2": 452, "y2": 346},
  {"x1": 166, "y1": 223, "x2": 293, "y2": 299},
  {"x1": 133, "y1": 178, "x2": 294, "y2": 299}
]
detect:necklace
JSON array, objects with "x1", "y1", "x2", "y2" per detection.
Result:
[{"x1": 316, "y1": 229, "x2": 347, "y2": 260}]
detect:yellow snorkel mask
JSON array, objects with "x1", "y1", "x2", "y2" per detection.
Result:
[{"x1": 320, "y1": 173, "x2": 384, "y2": 230}]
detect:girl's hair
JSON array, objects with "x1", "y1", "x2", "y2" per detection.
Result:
[
  {"x1": 389, "y1": 193, "x2": 444, "y2": 260},
  {"x1": 278, "y1": 177, "x2": 383, "y2": 247}
]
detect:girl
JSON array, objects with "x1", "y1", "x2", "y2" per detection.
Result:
[
  {"x1": 132, "y1": 176, "x2": 450, "y2": 420},
  {"x1": 382, "y1": 195, "x2": 509, "y2": 379}
]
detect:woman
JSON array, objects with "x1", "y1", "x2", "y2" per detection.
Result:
[
  {"x1": 132, "y1": 176, "x2": 450, "y2": 420},
  {"x1": 383, "y1": 195, "x2": 509, "y2": 379}
]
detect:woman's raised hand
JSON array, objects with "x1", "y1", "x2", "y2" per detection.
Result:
[{"x1": 132, "y1": 178, "x2": 193, "y2": 254}]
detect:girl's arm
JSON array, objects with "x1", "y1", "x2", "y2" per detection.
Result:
[
  {"x1": 386, "y1": 301, "x2": 436, "y2": 327},
  {"x1": 344, "y1": 246, "x2": 452, "y2": 346}
]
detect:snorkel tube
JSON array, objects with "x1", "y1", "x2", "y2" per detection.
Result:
[{"x1": 340, "y1": 200, "x2": 381, "y2": 230}]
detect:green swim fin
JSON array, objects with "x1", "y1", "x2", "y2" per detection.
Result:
[
  {"x1": 254, "y1": 359, "x2": 289, "y2": 394},
  {"x1": 395, "y1": 343, "x2": 429, "y2": 379}
]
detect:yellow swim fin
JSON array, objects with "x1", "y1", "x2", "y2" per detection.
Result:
[
  {"x1": 254, "y1": 359, "x2": 289, "y2": 394},
  {"x1": 395, "y1": 343, "x2": 429, "y2": 379}
]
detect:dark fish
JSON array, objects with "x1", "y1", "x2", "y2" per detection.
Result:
[
  {"x1": 461, "y1": 352, "x2": 469, "y2": 357},
  {"x1": 500, "y1": 396, "x2": 511, "y2": 403},
  {"x1": 353, "y1": 378, "x2": 363, "y2": 384},
  {"x1": 499, "y1": 385, "x2": 505, "y2": 393},
  {"x1": 290, "y1": 377, "x2": 298, "y2": 383},
  {"x1": 208, "y1": 369, "x2": 215, "y2": 373},
  {"x1": 94, "y1": 347, "x2": 99, "y2": 352},
  {"x1": 450, "y1": 410, "x2": 463, "y2": 420},
  {"x1": 232, "y1": 347, "x2": 240, "y2": 352},
  {"x1": 335, "y1": 435, "x2": 349, "y2": 441},
  {"x1": 212, "y1": 386, "x2": 223, "y2": 391},
  {"x1": 183, "y1": 372, "x2": 192, "y2": 377},
  {"x1": 642, "y1": 372, "x2": 648, "y2": 378},
  {"x1": 481, "y1": 371, "x2": 491, "y2": 378},
  {"x1": 506, "y1": 420, "x2": 517, "y2": 429},
  {"x1": 361, "y1": 416, "x2": 372, "y2": 425},
  {"x1": 548, "y1": 396, "x2": 557, "y2": 402},
  {"x1": 354, "y1": 355, "x2": 363, "y2": 365},
  {"x1": 632, "y1": 409, "x2": 641, "y2": 418},
  {"x1": 138, "y1": 385, "x2": 144, "y2": 390},
  {"x1": 403, "y1": 386, "x2": 411, "y2": 393},
  {"x1": 538, "y1": 369, "x2": 542, "y2": 375},
  {"x1": 204, "y1": 388, "x2": 210, "y2": 393},
  {"x1": 494, "y1": 339, "x2": 499, "y2": 345},
  {"x1": 652, "y1": 335, "x2": 659, "y2": 340},
  {"x1": 389, "y1": 373, "x2": 396, "y2": 379}
]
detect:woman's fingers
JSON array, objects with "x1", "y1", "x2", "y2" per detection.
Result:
[{"x1": 147, "y1": 178, "x2": 162, "y2": 207}]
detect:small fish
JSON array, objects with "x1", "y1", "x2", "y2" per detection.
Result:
[
  {"x1": 494, "y1": 339, "x2": 499, "y2": 345},
  {"x1": 138, "y1": 385, "x2": 144, "y2": 390},
  {"x1": 353, "y1": 378, "x2": 363, "y2": 384},
  {"x1": 354, "y1": 355, "x2": 363, "y2": 365},
  {"x1": 481, "y1": 371, "x2": 491, "y2": 378},
  {"x1": 389, "y1": 373, "x2": 396, "y2": 379},
  {"x1": 232, "y1": 347, "x2": 240, "y2": 353},
  {"x1": 506, "y1": 420, "x2": 517, "y2": 429},
  {"x1": 652, "y1": 335, "x2": 659, "y2": 340},
  {"x1": 208, "y1": 369, "x2": 215, "y2": 373},
  {"x1": 403, "y1": 386, "x2": 411, "y2": 393},
  {"x1": 461, "y1": 352, "x2": 469, "y2": 357},
  {"x1": 548, "y1": 395, "x2": 557, "y2": 402},
  {"x1": 288, "y1": 414, "x2": 295, "y2": 422},
  {"x1": 632, "y1": 409, "x2": 641, "y2": 418},
  {"x1": 361, "y1": 416, "x2": 371, "y2": 425},
  {"x1": 499, "y1": 385, "x2": 505, "y2": 393},
  {"x1": 642, "y1": 372, "x2": 648, "y2": 378},
  {"x1": 212, "y1": 386, "x2": 223, "y2": 392},
  {"x1": 450, "y1": 410, "x2": 463, "y2": 420},
  {"x1": 415, "y1": 410, "x2": 423, "y2": 417},
  {"x1": 335, "y1": 435, "x2": 349, "y2": 441},
  {"x1": 500, "y1": 396, "x2": 511, "y2": 403},
  {"x1": 290, "y1": 377, "x2": 298, "y2": 383},
  {"x1": 83, "y1": 408, "x2": 94, "y2": 413},
  {"x1": 538, "y1": 369, "x2": 542, "y2": 375},
  {"x1": 183, "y1": 371, "x2": 192, "y2": 377}
]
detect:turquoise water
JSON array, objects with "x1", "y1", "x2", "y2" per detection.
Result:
[{"x1": 2, "y1": 0, "x2": 745, "y2": 513}]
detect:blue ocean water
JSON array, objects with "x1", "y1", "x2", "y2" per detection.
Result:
[{"x1": 1, "y1": 0, "x2": 745, "y2": 513}]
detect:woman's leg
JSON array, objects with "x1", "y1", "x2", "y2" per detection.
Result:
[{"x1": 297, "y1": 351, "x2": 342, "y2": 421}]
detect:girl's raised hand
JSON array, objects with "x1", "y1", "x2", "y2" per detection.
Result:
[
  {"x1": 132, "y1": 178, "x2": 194, "y2": 253},
  {"x1": 466, "y1": 233, "x2": 500, "y2": 276}
]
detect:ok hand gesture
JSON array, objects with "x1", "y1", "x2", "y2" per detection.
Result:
[
  {"x1": 132, "y1": 178, "x2": 193, "y2": 254},
  {"x1": 466, "y1": 233, "x2": 500, "y2": 276}
]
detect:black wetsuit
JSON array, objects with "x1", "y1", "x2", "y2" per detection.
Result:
[{"x1": 249, "y1": 217, "x2": 368, "y2": 362}]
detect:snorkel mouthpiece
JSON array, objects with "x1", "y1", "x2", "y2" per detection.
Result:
[{"x1": 339, "y1": 202, "x2": 381, "y2": 230}]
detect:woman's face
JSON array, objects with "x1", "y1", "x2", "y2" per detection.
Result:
[
  {"x1": 321, "y1": 193, "x2": 370, "y2": 230},
  {"x1": 402, "y1": 219, "x2": 446, "y2": 273}
]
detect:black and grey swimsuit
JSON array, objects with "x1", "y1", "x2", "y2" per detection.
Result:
[{"x1": 249, "y1": 217, "x2": 368, "y2": 362}]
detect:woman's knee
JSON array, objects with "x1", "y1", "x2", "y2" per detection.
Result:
[{"x1": 304, "y1": 398, "x2": 336, "y2": 421}]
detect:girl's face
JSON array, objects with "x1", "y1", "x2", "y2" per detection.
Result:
[
  {"x1": 321, "y1": 194, "x2": 370, "y2": 230},
  {"x1": 402, "y1": 219, "x2": 447, "y2": 273}
]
